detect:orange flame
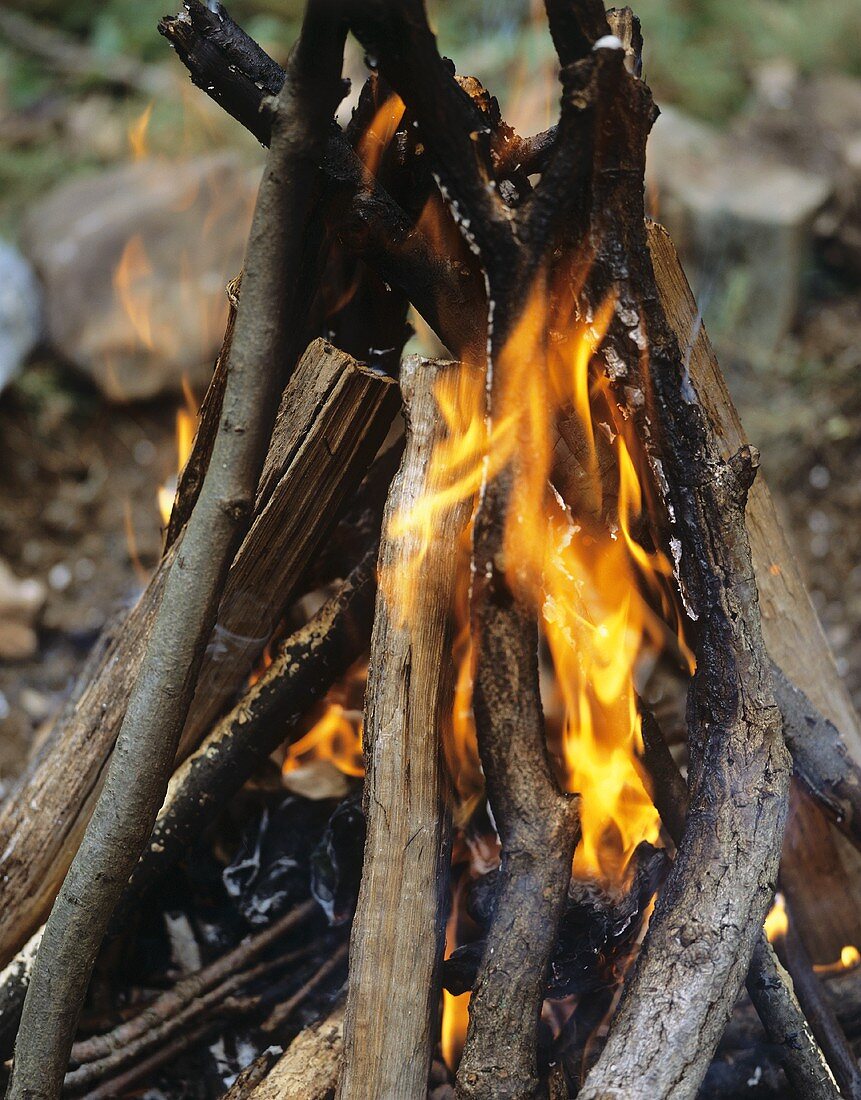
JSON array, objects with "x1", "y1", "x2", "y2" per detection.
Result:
[
  {"x1": 441, "y1": 880, "x2": 470, "y2": 1073},
  {"x1": 158, "y1": 378, "x2": 198, "y2": 527},
  {"x1": 388, "y1": 267, "x2": 689, "y2": 885},
  {"x1": 282, "y1": 665, "x2": 367, "y2": 780},
  {"x1": 355, "y1": 93, "x2": 406, "y2": 178},
  {"x1": 128, "y1": 102, "x2": 153, "y2": 161},
  {"x1": 814, "y1": 945, "x2": 861, "y2": 975}
]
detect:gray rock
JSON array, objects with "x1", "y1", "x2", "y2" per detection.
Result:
[
  {"x1": 732, "y1": 69, "x2": 861, "y2": 279},
  {"x1": 20, "y1": 152, "x2": 259, "y2": 402},
  {"x1": 647, "y1": 106, "x2": 832, "y2": 351},
  {"x1": 0, "y1": 241, "x2": 43, "y2": 394}
]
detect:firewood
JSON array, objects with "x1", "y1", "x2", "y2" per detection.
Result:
[
  {"x1": 647, "y1": 220, "x2": 861, "y2": 960},
  {"x1": 340, "y1": 357, "x2": 472, "y2": 1099},
  {"x1": 245, "y1": 1001, "x2": 345, "y2": 1100},
  {"x1": 0, "y1": 340, "x2": 398, "y2": 972},
  {"x1": 639, "y1": 709, "x2": 840, "y2": 1100},
  {"x1": 775, "y1": 908, "x2": 861, "y2": 1100}
]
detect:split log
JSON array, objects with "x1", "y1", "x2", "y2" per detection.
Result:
[
  {"x1": 647, "y1": 220, "x2": 861, "y2": 960},
  {"x1": 339, "y1": 357, "x2": 471, "y2": 1099},
  {"x1": 0, "y1": 340, "x2": 398, "y2": 970},
  {"x1": 247, "y1": 1001, "x2": 345, "y2": 1100}
]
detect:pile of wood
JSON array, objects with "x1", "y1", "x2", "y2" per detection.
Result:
[{"x1": 3, "y1": 1, "x2": 861, "y2": 1097}]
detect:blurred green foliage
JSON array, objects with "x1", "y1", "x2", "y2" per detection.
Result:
[{"x1": 4, "y1": 0, "x2": 861, "y2": 122}]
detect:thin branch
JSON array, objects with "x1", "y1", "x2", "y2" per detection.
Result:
[{"x1": 6, "y1": 6, "x2": 348, "y2": 1095}]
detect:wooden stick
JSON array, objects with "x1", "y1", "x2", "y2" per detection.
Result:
[
  {"x1": 777, "y1": 912, "x2": 861, "y2": 1100},
  {"x1": 0, "y1": 340, "x2": 397, "y2": 972},
  {"x1": 7, "y1": 11, "x2": 350, "y2": 1088},
  {"x1": 647, "y1": 220, "x2": 861, "y2": 961},
  {"x1": 339, "y1": 357, "x2": 471, "y2": 1099},
  {"x1": 639, "y1": 709, "x2": 840, "y2": 1100}
]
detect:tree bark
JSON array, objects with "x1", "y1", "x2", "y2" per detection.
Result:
[
  {"x1": 339, "y1": 356, "x2": 471, "y2": 1100},
  {"x1": 646, "y1": 219, "x2": 861, "y2": 961}
]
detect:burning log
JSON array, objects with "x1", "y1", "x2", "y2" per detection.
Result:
[
  {"x1": 340, "y1": 357, "x2": 472, "y2": 1098},
  {"x1": 156, "y1": 15, "x2": 861, "y2": 961},
  {"x1": 0, "y1": 338, "x2": 397, "y2": 974}
]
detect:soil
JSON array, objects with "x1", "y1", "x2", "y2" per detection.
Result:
[{"x1": 0, "y1": 359, "x2": 180, "y2": 791}]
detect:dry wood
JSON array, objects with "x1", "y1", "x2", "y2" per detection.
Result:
[
  {"x1": 248, "y1": 1001, "x2": 344, "y2": 1100},
  {"x1": 339, "y1": 357, "x2": 471, "y2": 1099},
  {"x1": 647, "y1": 220, "x2": 861, "y2": 960},
  {"x1": 0, "y1": 340, "x2": 397, "y2": 972}
]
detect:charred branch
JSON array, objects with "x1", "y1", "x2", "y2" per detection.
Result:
[{"x1": 639, "y1": 708, "x2": 839, "y2": 1100}]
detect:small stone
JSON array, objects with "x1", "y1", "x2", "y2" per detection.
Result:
[
  {"x1": 0, "y1": 620, "x2": 38, "y2": 661},
  {"x1": 0, "y1": 239, "x2": 43, "y2": 395},
  {"x1": 47, "y1": 563, "x2": 72, "y2": 592},
  {"x1": 809, "y1": 464, "x2": 831, "y2": 490}
]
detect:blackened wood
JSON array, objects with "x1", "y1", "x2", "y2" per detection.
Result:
[
  {"x1": 647, "y1": 220, "x2": 861, "y2": 961},
  {"x1": 339, "y1": 358, "x2": 471, "y2": 1099},
  {"x1": 118, "y1": 547, "x2": 377, "y2": 915}
]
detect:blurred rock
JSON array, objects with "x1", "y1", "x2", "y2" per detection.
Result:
[
  {"x1": 20, "y1": 152, "x2": 258, "y2": 401},
  {"x1": 0, "y1": 241, "x2": 43, "y2": 394},
  {"x1": 647, "y1": 105, "x2": 831, "y2": 350},
  {"x1": 0, "y1": 558, "x2": 46, "y2": 662},
  {"x1": 732, "y1": 68, "x2": 861, "y2": 279}
]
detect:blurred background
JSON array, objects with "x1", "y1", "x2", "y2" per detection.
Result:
[{"x1": 1, "y1": 0, "x2": 860, "y2": 786}]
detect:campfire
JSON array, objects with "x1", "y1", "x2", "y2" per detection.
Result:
[{"x1": 3, "y1": 1, "x2": 861, "y2": 1098}]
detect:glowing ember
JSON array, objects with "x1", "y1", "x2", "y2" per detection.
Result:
[{"x1": 764, "y1": 893, "x2": 788, "y2": 942}]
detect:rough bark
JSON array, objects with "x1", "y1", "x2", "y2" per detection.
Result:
[
  {"x1": 647, "y1": 219, "x2": 861, "y2": 960},
  {"x1": 0, "y1": 340, "x2": 396, "y2": 973},
  {"x1": 639, "y1": 709, "x2": 839, "y2": 1100},
  {"x1": 339, "y1": 357, "x2": 471, "y2": 1100}
]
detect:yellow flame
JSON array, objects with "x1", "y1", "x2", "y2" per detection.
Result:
[
  {"x1": 441, "y1": 881, "x2": 470, "y2": 1072},
  {"x1": 282, "y1": 703, "x2": 364, "y2": 779},
  {"x1": 158, "y1": 379, "x2": 199, "y2": 527},
  {"x1": 386, "y1": 266, "x2": 681, "y2": 884},
  {"x1": 114, "y1": 235, "x2": 155, "y2": 351},
  {"x1": 764, "y1": 893, "x2": 788, "y2": 942},
  {"x1": 813, "y1": 944, "x2": 861, "y2": 975},
  {"x1": 128, "y1": 102, "x2": 154, "y2": 161}
]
